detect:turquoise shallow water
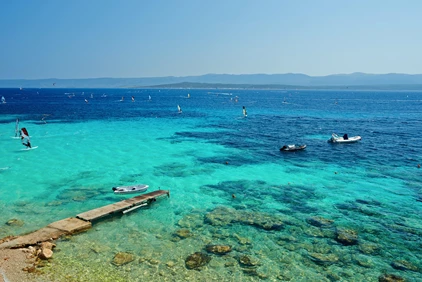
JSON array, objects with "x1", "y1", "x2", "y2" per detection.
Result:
[{"x1": 0, "y1": 89, "x2": 422, "y2": 281}]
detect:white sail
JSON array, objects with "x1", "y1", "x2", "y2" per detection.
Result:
[
  {"x1": 1, "y1": 96, "x2": 5, "y2": 104},
  {"x1": 15, "y1": 119, "x2": 19, "y2": 137}
]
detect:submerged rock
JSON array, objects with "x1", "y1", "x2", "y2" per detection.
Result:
[
  {"x1": 112, "y1": 252, "x2": 134, "y2": 266},
  {"x1": 378, "y1": 274, "x2": 405, "y2": 282},
  {"x1": 391, "y1": 260, "x2": 418, "y2": 272},
  {"x1": 233, "y1": 233, "x2": 251, "y2": 245},
  {"x1": 335, "y1": 228, "x2": 358, "y2": 245},
  {"x1": 308, "y1": 252, "x2": 339, "y2": 265},
  {"x1": 205, "y1": 206, "x2": 284, "y2": 231},
  {"x1": 238, "y1": 255, "x2": 259, "y2": 268},
  {"x1": 306, "y1": 216, "x2": 334, "y2": 228},
  {"x1": 358, "y1": 242, "x2": 382, "y2": 255},
  {"x1": 185, "y1": 252, "x2": 211, "y2": 270},
  {"x1": 6, "y1": 218, "x2": 24, "y2": 227},
  {"x1": 205, "y1": 244, "x2": 232, "y2": 255},
  {"x1": 174, "y1": 228, "x2": 193, "y2": 239}
]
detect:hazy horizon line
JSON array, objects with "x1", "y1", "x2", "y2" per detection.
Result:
[{"x1": 3, "y1": 71, "x2": 422, "y2": 80}]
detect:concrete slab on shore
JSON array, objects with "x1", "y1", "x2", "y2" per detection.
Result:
[{"x1": 0, "y1": 217, "x2": 91, "y2": 249}]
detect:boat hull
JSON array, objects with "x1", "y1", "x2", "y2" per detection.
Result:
[
  {"x1": 112, "y1": 184, "x2": 149, "y2": 194},
  {"x1": 329, "y1": 136, "x2": 361, "y2": 143},
  {"x1": 280, "y1": 144, "x2": 307, "y2": 151}
]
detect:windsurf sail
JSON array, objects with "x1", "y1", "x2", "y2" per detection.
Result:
[
  {"x1": 149, "y1": 95, "x2": 151, "y2": 101},
  {"x1": 21, "y1": 127, "x2": 31, "y2": 147},
  {"x1": 1, "y1": 96, "x2": 5, "y2": 103},
  {"x1": 15, "y1": 119, "x2": 19, "y2": 137},
  {"x1": 21, "y1": 128, "x2": 29, "y2": 139},
  {"x1": 177, "y1": 105, "x2": 182, "y2": 113}
]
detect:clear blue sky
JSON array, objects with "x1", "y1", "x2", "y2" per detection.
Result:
[{"x1": 1, "y1": 0, "x2": 422, "y2": 79}]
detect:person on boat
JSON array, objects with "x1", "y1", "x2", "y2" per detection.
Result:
[
  {"x1": 343, "y1": 133, "x2": 348, "y2": 140},
  {"x1": 242, "y1": 106, "x2": 247, "y2": 117}
]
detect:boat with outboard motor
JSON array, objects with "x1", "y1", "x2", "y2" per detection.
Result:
[
  {"x1": 328, "y1": 133, "x2": 361, "y2": 143},
  {"x1": 280, "y1": 144, "x2": 307, "y2": 152},
  {"x1": 112, "y1": 184, "x2": 149, "y2": 194}
]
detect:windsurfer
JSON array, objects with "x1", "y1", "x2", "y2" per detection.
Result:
[
  {"x1": 21, "y1": 128, "x2": 31, "y2": 148},
  {"x1": 242, "y1": 106, "x2": 247, "y2": 117}
]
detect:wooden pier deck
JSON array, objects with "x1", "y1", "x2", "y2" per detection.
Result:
[
  {"x1": 0, "y1": 190, "x2": 170, "y2": 249},
  {"x1": 77, "y1": 189, "x2": 170, "y2": 221}
]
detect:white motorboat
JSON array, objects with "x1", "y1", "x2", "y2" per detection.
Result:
[
  {"x1": 329, "y1": 133, "x2": 361, "y2": 143},
  {"x1": 280, "y1": 144, "x2": 307, "y2": 152},
  {"x1": 112, "y1": 184, "x2": 149, "y2": 194}
]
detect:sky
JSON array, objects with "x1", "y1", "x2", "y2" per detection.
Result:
[{"x1": 1, "y1": 0, "x2": 422, "y2": 79}]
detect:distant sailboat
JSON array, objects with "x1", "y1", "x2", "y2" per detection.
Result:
[
  {"x1": 15, "y1": 119, "x2": 20, "y2": 137},
  {"x1": 187, "y1": 93, "x2": 190, "y2": 98},
  {"x1": 148, "y1": 95, "x2": 151, "y2": 101},
  {"x1": 90, "y1": 93, "x2": 94, "y2": 99},
  {"x1": 120, "y1": 96, "x2": 124, "y2": 102},
  {"x1": 242, "y1": 106, "x2": 247, "y2": 117},
  {"x1": 131, "y1": 96, "x2": 135, "y2": 102},
  {"x1": 19, "y1": 87, "x2": 23, "y2": 91},
  {"x1": 1, "y1": 96, "x2": 5, "y2": 104},
  {"x1": 177, "y1": 105, "x2": 182, "y2": 113}
]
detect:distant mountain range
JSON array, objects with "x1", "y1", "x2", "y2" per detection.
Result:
[{"x1": 2, "y1": 73, "x2": 422, "y2": 89}]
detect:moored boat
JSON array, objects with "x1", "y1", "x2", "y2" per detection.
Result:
[
  {"x1": 280, "y1": 144, "x2": 307, "y2": 152},
  {"x1": 112, "y1": 184, "x2": 149, "y2": 194},
  {"x1": 328, "y1": 133, "x2": 361, "y2": 143}
]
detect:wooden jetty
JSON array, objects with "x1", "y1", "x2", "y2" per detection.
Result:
[
  {"x1": 77, "y1": 189, "x2": 170, "y2": 221},
  {"x1": 0, "y1": 190, "x2": 170, "y2": 249}
]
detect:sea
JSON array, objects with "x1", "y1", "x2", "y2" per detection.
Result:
[{"x1": 0, "y1": 88, "x2": 421, "y2": 281}]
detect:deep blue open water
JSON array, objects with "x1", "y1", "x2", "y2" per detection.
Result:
[{"x1": 0, "y1": 88, "x2": 421, "y2": 281}]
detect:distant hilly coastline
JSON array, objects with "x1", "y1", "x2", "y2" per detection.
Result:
[
  {"x1": 2, "y1": 73, "x2": 422, "y2": 90},
  {"x1": 140, "y1": 82, "x2": 422, "y2": 91}
]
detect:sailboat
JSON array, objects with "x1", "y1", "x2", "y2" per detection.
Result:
[
  {"x1": 1, "y1": 96, "x2": 5, "y2": 104},
  {"x1": 148, "y1": 95, "x2": 152, "y2": 101},
  {"x1": 12, "y1": 119, "x2": 20, "y2": 139},
  {"x1": 177, "y1": 105, "x2": 182, "y2": 113}
]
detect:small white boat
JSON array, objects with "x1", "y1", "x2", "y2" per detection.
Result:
[
  {"x1": 329, "y1": 133, "x2": 361, "y2": 143},
  {"x1": 280, "y1": 144, "x2": 306, "y2": 152},
  {"x1": 112, "y1": 184, "x2": 149, "y2": 194}
]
